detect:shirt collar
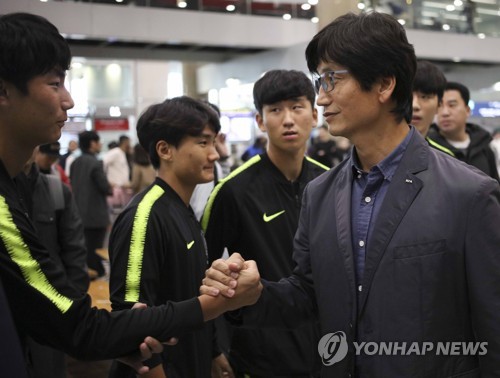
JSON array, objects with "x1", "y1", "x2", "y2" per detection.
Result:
[{"x1": 351, "y1": 126, "x2": 414, "y2": 181}]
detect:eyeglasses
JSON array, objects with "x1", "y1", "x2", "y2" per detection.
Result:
[{"x1": 313, "y1": 70, "x2": 349, "y2": 94}]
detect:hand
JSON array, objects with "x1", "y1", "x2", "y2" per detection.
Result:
[
  {"x1": 211, "y1": 353, "x2": 235, "y2": 378},
  {"x1": 116, "y1": 303, "x2": 178, "y2": 375},
  {"x1": 223, "y1": 259, "x2": 263, "y2": 311},
  {"x1": 201, "y1": 253, "x2": 246, "y2": 298}
]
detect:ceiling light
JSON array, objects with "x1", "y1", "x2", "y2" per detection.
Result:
[
  {"x1": 442, "y1": 23, "x2": 451, "y2": 30},
  {"x1": 308, "y1": 0, "x2": 319, "y2": 5},
  {"x1": 446, "y1": 4, "x2": 456, "y2": 11},
  {"x1": 115, "y1": 0, "x2": 123, "y2": 3},
  {"x1": 398, "y1": 19, "x2": 406, "y2": 25},
  {"x1": 477, "y1": 33, "x2": 486, "y2": 39},
  {"x1": 358, "y1": 2, "x2": 366, "y2": 9},
  {"x1": 226, "y1": 4, "x2": 236, "y2": 11},
  {"x1": 493, "y1": 82, "x2": 500, "y2": 91},
  {"x1": 302, "y1": 3, "x2": 312, "y2": 10},
  {"x1": 454, "y1": 0, "x2": 463, "y2": 5},
  {"x1": 177, "y1": 0, "x2": 187, "y2": 8},
  {"x1": 452, "y1": 57, "x2": 461, "y2": 62},
  {"x1": 311, "y1": 17, "x2": 319, "y2": 23},
  {"x1": 283, "y1": 13, "x2": 292, "y2": 20}
]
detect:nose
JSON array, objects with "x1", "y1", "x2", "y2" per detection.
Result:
[
  {"x1": 438, "y1": 104, "x2": 449, "y2": 117},
  {"x1": 61, "y1": 87, "x2": 75, "y2": 111},
  {"x1": 316, "y1": 87, "x2": 330, "y2": 107},
  {"x1": 209, "y1": 144, "x2": 220, "y2": 162},
  {"x1": 283, "y1": 108, "x2": 294, "y2": 126},
  {"x1": 412, "y1": 94, "x2": 420, "y2": 111}
]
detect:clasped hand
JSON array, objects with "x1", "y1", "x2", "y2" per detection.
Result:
[{"x1": 201, "y1": 253, "x2": 263, "y2": 310}]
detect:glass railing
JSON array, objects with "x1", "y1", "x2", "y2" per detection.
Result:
[{"x1": 51, "y1": 0, "x2": 500, "y2": 37}]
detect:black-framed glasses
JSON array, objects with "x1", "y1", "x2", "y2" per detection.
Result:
[{"x1": 313, "y1": 70, "x2": 349, "y2": 94}]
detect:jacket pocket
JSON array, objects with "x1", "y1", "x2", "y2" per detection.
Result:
[
  {"x1": 34, "y1": 212, "x2": 56, "y2": 224},
  {"x1": 393, "y1": 239, "x2": 446, "y2": 259}
]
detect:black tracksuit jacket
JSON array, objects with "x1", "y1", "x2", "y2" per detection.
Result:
[
  {"x1": 202, "y1": 153, "x2": 328, "y2": 376},
  {"x1": 109, "y1": 177, "x2": 214, "y2": 377}
]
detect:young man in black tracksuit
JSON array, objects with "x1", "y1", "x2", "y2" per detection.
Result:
[
  {"x1": 108, "y1": 96, "x2": 234, "y2": 378},
  {"x1": 0, "y1": 13, "x2": 260, "y2": 376},
  {"x1": 430, "y1": 81, "x2": 499, "y2": 181},
  {"x1": 202, "y1": 70, "x2": 327, "y2": 377},
  {"x1": 411, "y1": 61, "x2": 454, "y2": 157}
]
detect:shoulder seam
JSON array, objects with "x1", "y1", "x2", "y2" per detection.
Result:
[{"x1": 201, "y1": 155, "x2": 261, "y2": 231}]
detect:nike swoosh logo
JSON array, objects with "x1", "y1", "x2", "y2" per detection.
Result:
[
  {"x1": 263, "y1": 210, "x2": 285, "y2": 222},
  {"x1": 187, "y1": 241, "x2": 195, "y2": 250}
]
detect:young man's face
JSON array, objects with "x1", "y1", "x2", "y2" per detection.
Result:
[
  {"x1": 437, "y1": 89, "x2": 470, "y2": 137},
  {"x1": 256, "y1": 96, "x2": 317, "y2": 156},
  {"x1": 412, "y1": 91, "x2": 439, "y2": 136},
  {"x1": 1, "y1": 69, "x2": 74, "y2": 148},
  {"x1": 170, "y1": 125, "x2": 219, "y2": 186},
  {"x1": 315, "y1": 61, "x2": 382, "y2": 141}
]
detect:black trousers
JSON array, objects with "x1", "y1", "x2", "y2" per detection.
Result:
[{"x1": 83, "y1": 227, "x2": 107, "y2": 276}]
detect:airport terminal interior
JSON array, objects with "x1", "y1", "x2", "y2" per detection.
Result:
[{"x1": 2, "y1": 0, "x2": 500, "y2": 376}]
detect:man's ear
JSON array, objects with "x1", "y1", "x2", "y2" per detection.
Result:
[
  {"x1": 378, "y1": 76, "x2": 396, "y2": 104},
  {"x1": 156, "y1": 140, "x2": 173, "y2": 163},
  {"x1": 256, "y1": 113, "x2": 266, "y2": 133}
]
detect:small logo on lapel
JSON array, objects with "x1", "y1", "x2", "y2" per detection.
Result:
[
  {"x1": 187, "y1": 240, "x2": 195, "y2": 250},
  {"x1": 405, "y1": 179, "x2": 413, "y2": 184}
]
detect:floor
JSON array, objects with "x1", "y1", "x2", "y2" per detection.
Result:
[{"x1": 66, "y1": 250, "x2": 113, "y2": 378}]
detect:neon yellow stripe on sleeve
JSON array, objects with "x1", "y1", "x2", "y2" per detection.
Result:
[
  {"x1": 201, "y1": 155, "x2": 261, "y2": 231},
  {"x1": 0, "y1": 197, "x2": 73, "y2": 313},
  {"x1": 125, "y1": 185, "x2": 164, "y2": 302}
]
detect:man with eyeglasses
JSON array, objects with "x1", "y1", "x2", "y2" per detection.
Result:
[{"x1": 200, "y1": 11, "x2": 500, "y2": 377}]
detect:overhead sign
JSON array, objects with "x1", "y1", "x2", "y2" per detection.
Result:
[{"x1": 94, "y1": 118, "x2": 129, "y2": 131}]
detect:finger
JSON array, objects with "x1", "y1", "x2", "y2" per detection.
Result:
[
  {"x1": 162, "y1": 337, "x2": 178, "y2": 346},
  {"x1": 139, "y1": 341, "x2": 152, "y2": 360},
  {"x1": 200, "y1": 284, "x2": 220, "y2": 297},
  {"x1": 143, "y1": 336, "x2": 164, "y2": 353},
  {"x1": 210, "y1": 258, "x2": 234, "y2": 276},
  {"x1": 227, "y1": 253, "x2": 244, "y2": 267},
  {"x1": 131, "y1": 302, "x2": 147, "y2": 310},
  {"x1": 201, "y1": 282, "x2": 235, "y2": 298},
  {"x1": 205, "y1": 267, "x2": 238, "y2": 288},
  {"x1": 202, "y1": 276, "x2": 236, "y2": 297}
]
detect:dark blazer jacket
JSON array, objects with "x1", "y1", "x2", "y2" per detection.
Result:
[
  {"x1": 242, "y1": 130, "x2": 500, "y2": 377},
  {"x1": 70, "y1": 152, "x2": 112, "y2": 228}
]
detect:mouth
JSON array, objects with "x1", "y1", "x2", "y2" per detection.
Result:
[
  {"x1": 323, "y1": 111, "x2": 339, "y2": 120},
  {"x1": 283, "y1": 130, "x2": 298, "y2": 140},
  {"x1": 411, "y1": 116, "x2": 422, "y2": 123}
]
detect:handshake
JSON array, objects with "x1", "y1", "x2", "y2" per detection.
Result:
[{"x1": 199, "y1": 253, "x2": 263, "y2": 319}]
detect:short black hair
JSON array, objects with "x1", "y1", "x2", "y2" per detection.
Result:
[
  {"x1": 78, "y1": 131, "x2": 100, "y2": 153},
  {"x1": 118, "y1": 135, "x2": 130, "y2": 145},
  {"x1": 0, "y1": 13, "x2": 71, "y2": 94},
  {"x1": 305, "y1": 12, "x2": 416, "y2": 123},
  {"x1": 445, "y1": 81, "x2": 470, "y2": 106},
  {"x1": 136, "y1": 96, "x2": 221, "y2": 169},
  {"x1": 413, "y1": 61, "x2": 447, "y2": 103},
  {"x1": 253, "y1": 70, "x2": 316, "y2": 114}
]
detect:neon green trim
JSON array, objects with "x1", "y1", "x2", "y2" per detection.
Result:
[
  {"x1": 201, "y1": 155, "x2": 262, "y2": 231},
  {"x1": 125, "y1": 185, "x2": 164, "y2": 302},
  {"x1": 0, "y1": 197, "x2": 73, "y2": 313},
  {"x1": 426, "y1": 137, "x2": 455, "y2": 157},
  {"x1": 187, "y1": 240, "x2": 195, "y2": 250},
  {"x1": 305, "y1": 156, "x2": 330, "y2": 171}
]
